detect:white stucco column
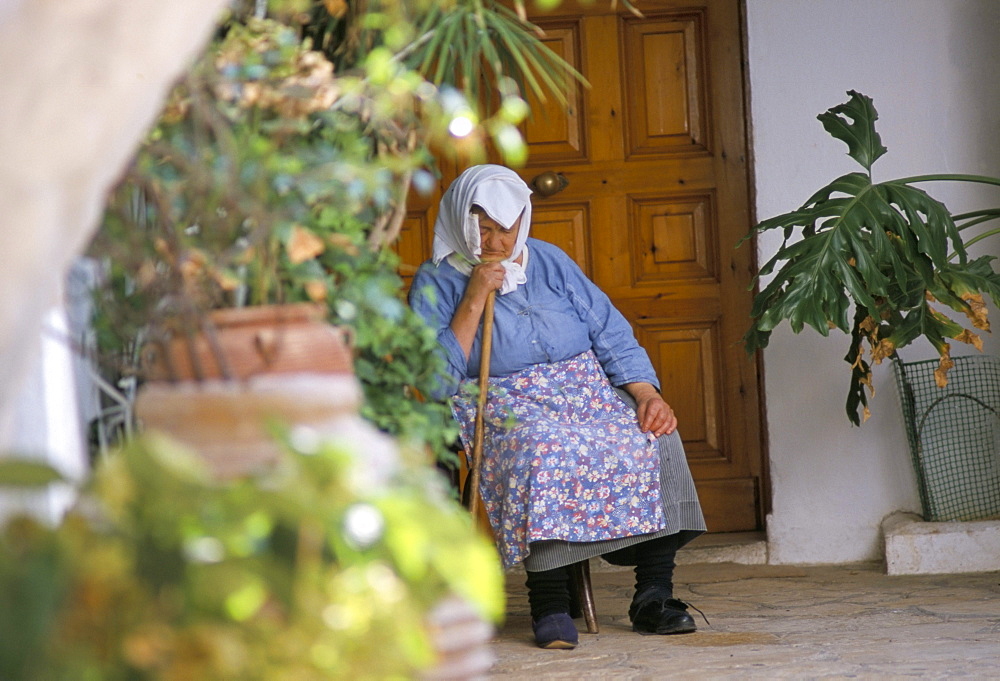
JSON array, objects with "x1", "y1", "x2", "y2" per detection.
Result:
[{"x1": 0, "y1": 0, "x2": 228, "y2": 514}]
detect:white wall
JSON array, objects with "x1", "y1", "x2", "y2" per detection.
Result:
[{"x1": 746, "y1": 0, "x2": 1000, "y2": 563}]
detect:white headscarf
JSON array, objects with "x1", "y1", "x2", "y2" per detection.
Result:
[{"x1": 431, "y1": 164, "x2": 532, "y2": 295}]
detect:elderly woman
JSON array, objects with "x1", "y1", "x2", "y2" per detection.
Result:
[{"x1": 409, "y1": 164, "x2": 706, "y2": 649}]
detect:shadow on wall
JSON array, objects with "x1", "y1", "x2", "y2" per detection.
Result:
[
  {"x1": 952, "y1": 1, "x2": 1000, "y2": 182},
  {"x1": 890, "y1": 0, "x2": 1000, "y2": 364},
  {"x1": 950, "y1": 1, "x2": 1000, "y2": 354}
]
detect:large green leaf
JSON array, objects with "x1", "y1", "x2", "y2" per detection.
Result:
[
  {"x1": 744, "y1": 91, "x2": 1000, "y2": 424},
  {"x1": 817, "y1": 90, "x2": 887, "y2": 171}
]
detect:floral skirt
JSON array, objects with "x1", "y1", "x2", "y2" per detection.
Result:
[{"x1": 452, "y1": 351, "x2": 666, "y2": 569}]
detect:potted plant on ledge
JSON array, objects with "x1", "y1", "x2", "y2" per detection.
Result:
[
  {"x1": 88, "y1": 13, "x2": 444, "y2": 470},
  {"x1": 88, "y1": 0, "x2": 586, "y2": 470},
  {"x1": 742, "y1": 90, "x2": 1000, "y2": 521}
]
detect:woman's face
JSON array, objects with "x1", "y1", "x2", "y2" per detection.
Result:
[{"x1": 474, "y1": 207, "x2": 522, "y2": 262}]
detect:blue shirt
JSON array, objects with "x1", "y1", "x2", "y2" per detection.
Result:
[{"x1": 409, "y1": 238, "x2": 659, "y2": 397}]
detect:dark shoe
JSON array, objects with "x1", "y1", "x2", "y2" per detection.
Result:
[
  {"x1": 532, "y1": 612, "x2": 579, "y2": 649},
  {"x1": 629, "y1": 588, "x2": 697, "y2": 635}
]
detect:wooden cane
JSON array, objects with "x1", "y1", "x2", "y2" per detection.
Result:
[{"x1": 467, "y1": 288, "x2": 496, "y2": 523}]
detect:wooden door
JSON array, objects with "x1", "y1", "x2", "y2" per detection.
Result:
[{"x1": 398, "y1": 0, "x2": 765, "y2": 532}]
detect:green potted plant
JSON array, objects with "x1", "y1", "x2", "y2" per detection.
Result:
[
  {"x1": 87, "y1": 1, "x2": 587, "y2": 468},
  {"x1": 742, "y1": 90, "x2": 1000, "y2": 520}
]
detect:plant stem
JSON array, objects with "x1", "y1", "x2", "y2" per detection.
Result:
[
  {"x1": 949, "y1": 216, "x2": 1000, "y2": 259},
  {"x1": 961, "y1": 226, "x2": 1000, "y2": 250},
  {"x1": 894, "y1": 173, "x2": 1000, "y2": 187},
  {"x1": 390, "y1": 28, "x2": 437, "y2": 66},
  {"x1": 955, "y1": 214, "x2": 1000, "y2": 232},
  {"x1": 953, "y1": 208, "x2": 1000, "y2": 222}
]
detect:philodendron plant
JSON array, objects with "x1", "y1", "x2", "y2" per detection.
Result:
[{"x1": 743, "y1": 90, "x2": 1000, "y2": 425}]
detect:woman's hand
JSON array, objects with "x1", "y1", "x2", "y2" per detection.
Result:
[
  {"x1": 466, "y1": 262, "x2": 506, "y2": 304},
  {"x1": 623, "y1": 382, "x2": 677, "y2": 437},
  {"x1": 449, "y1": 262, "x2": 506, "y2": 359}
]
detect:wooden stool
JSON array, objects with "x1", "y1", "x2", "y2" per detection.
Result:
[{"x1": 569, "y1": 559, "x2": 599, "y2": 633}]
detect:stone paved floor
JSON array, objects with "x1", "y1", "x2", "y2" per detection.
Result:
[{"x1": 487, "y1": 562, "x2": 1000, "y2": 679}]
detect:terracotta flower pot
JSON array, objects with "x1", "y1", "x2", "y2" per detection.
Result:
[
  {"x1": 142, "y1": 302, "x2": 353, "y2": 382},
  {"x1": 135, "y1": 303, "x2": 364, "y2": 478}
]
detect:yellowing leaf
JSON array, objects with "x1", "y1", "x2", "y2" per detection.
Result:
[
  {"x1": 324, "y1": 0, "x2": 348, "y2": 18},
  {"x1": 955, "y1": 328, "x2": 984, "y2": 351},
  {"x1": 234, "y1": 245, "x2": 257, "y2": 265},
  {"x1": 327, "y1": 232, "x2": 360, "y2": 256},
  {"x1": 305, "y1": 280, "x2": 327, "y2": 302},
  {"x1": 961, "y1": 292, "x2": 990, "y2": 331},
  {"x1": 870, "y1": 338, "x2": 896, "y2": 364},
  {"x1": 859, "y1": 370, "x2": 874, "y2": 397},
  {"x1": 137, "y1": 261, "x2": 158, "y2": 287},
  {"x1": 849, "y1": 344, "x2": 866, "y2": 369},
  {"x1": 213, "y1": 270, "x2": 242, "y2": 292},
  {"x1": 122, "y1": 624, "x2": 174, "y2": 670},
  {"x1": 934, "y1": 352, "x2": 955, "y2": 388},
  {"x1": 858, "y1": 316, "x2": 877, "y2": 334},
  {"x1": 287, "y1": 225, "x2": 325, "y2": 264}
]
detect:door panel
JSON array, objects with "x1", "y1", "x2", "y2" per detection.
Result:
[
  {"x1": 396, "y1": 210, "x2": 432, "y2": 289},
  {"x1": 398, "y1": 1, "x2": 764, "y2": 533},
  {"x1": 522, "y1": 24, "x2": 588, "y2": 164},
  {"x1": 622, "y1": 12, "x2": 708, "y2": 154},
  {"x1": 520, "y1": 0, "x2": 763, "y2": 533},
  {"x1": 697, "y1": 478, "x2": 760, "y2": 532},
  {"x1": 630, "y1": 191, "x2": 717, "y2": 282},
  {"x1": 530, "y1": 203, "x2": 592, "y2": 275},
  {"x1": 639, "y1": 322, "x2": 722, "y2": 455}
]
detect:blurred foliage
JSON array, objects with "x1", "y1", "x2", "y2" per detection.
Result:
[
  {"x1": 306, "y1": 0, "x2": 586, "y2": 110},
  {"x1": 89, "y1": 1, "x2": 591, "y2": 463},
  {"x1": 0, "y1": 433, "x2": 503, "y2": 681},
  {"x1": 743, "y1": 90, "x2": 1000, "y2": 424}
]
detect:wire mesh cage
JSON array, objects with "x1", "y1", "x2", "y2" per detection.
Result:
[{"x1": 892, "y1": 355, "x2": 1000, "y2": 522}]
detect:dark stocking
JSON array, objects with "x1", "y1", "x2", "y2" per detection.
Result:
[
  {"x1": 633, "y1": 533, "x2": 681, "y2": 598},
  {"x1": 525, "y1": 566, "x2": 572, "y2": 620}
]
